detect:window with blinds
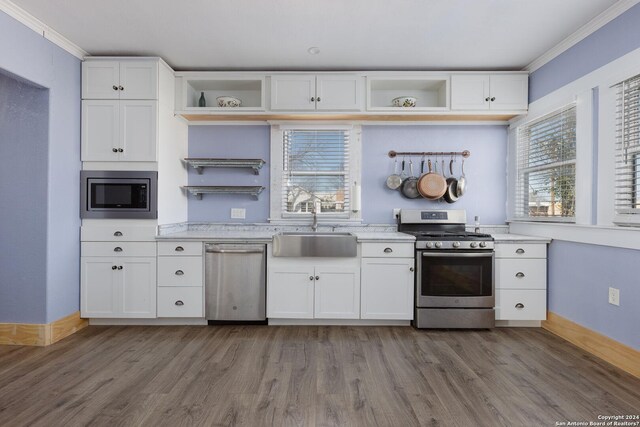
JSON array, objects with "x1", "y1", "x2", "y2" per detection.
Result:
[
  {"x1": 282, "y1": 129, "x2": 350, "y2": 215},
  {"x1": 614, "y1": 73, "x2": 640, "y2": 223},
  {"x1": 514, "y1": 104, "x2": 577, "y2": 220}
]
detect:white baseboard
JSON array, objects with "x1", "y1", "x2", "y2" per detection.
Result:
[
  {"x1": 89, "y1": 318, "x2": 208, "y2": 326},
  {"x1": 268, "y1": 319, "x2": 411, "y2": 326}
]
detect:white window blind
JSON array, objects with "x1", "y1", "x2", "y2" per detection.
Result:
[
  {"x1": 514, "y1": 103, "x2": 577, "y2": 220},
  {"x1": 282, "y1": 129, "x2": 350, "y2": 216},
  {"x1": 614, "y1": 73, "x2": 640, "y2": 224}
]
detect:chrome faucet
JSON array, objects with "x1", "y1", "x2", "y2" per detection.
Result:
[{"x1": 311, "y1": 206, "x2": 318, "y2": 232}]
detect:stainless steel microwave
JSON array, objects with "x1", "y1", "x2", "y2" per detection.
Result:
[{"x1": 80, "y1": 171, "x2": 157, "y2": 219}]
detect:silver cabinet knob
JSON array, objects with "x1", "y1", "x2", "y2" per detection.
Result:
[
  {"x1": 114, "y1": 231, "x2": 123, "y2": 237},
  {"x1": 175, "y1": 270, "x2": 184, "y2": 276},
  {"x1": 485, "y1": 97, "x2": 490, "y2": 102},
  {"x1": 515, "y1": 303, "x2": 524, "y2": 309},
  {"x1": 112, "y1": 148, "x2": 118, "y2": 153},
  {"x1": 316, "y1": 97, "x2": 321, "y2": 102},
  {"x1": 112, "y1": 265, "x2": 117, "y2": 270},
  {"x1": 118, "y1": 148, "x2": 124, "y2": 153},
  {"x1": 515, "y1": 272, "x2": 525, "y2": 278},
  {"x1": 311, "y1": 97, "x2": 315, "y2": 102},
  {"x1": 384, "y1": 247, "x2": 393, "y2": 253},
  {"x1": 113, "y1": 85, "x2": 118, "y2": 91},
  {"x1": 315, "y1": 276, "x2": 320, "y2": 280},
  {"x1": 117, "y1": 265, "x2": 123, "y2": 270},
  {"x1": 409, "y1": 267, "x2": 414, "y2": 272},
  {"x1": 119, "y1": 85, "x2": 124, "y2": 91},
  {"x1": 490, "y1": 97, "x2": 496, "y2": 102},
  {"x1": 114, "y1": 247, "x2": 123, "y2": 252},
  {"x1": 516, "y1": 248, "x2": 525, "y2": 254},
  {"x1": 175, "y1": 300, "x2": 184, "y2": 306},
  {"x1": 175, "y1": 246, "x2": 184, "y2": 252},
  {"x1": 309, "y1": 276, "x2": 314, "y2": 281}
]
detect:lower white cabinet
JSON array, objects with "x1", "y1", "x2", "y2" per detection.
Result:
[
  {"x1": 361, "y1": 258, "x2": 414, "y2": 320},
  {"x1": 157, "y1": 241, "x2": 203, "y2": 318},
  {"x1": 495, "y1": 242, "x2": 548, "y2": 321},
  {"x1": 157, "y1": 287, "x2": 203, "y2": 317},
  {"x1": 81, "y1": 256, "x2": 156, "y2": 318},
  {"x1": 267, "y1": 259, "x2": 360, "y2": 319}
]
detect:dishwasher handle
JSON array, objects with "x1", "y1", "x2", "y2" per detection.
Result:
[{"x1": 205, "y1": 244, "x2": 265, "y2": 254}]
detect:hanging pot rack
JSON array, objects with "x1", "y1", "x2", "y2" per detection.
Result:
[{"x1": 388, "y1": 150, "x2": 470, "y2": 158}]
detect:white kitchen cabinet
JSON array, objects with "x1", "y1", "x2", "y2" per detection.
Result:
[
  {"x1": 270, "y1": 74, "x2": 363, "y2": 111},
  {"x1": 451, "y1": 73, "x2": 528, "y2": 111},
  {"x1": 361, "y1": 258, "x2": 414, "y2": 320},
  {"x1": 82, "y1": 60, "x2": 158, "y2": 100},
  {"x1": 267, "y1": 258, "x2": 360, "y2": 319},
  {"x1": 82, "y1": 100, "x2": 158, "y2": 162},
  {"x1": 494, "y1": 241, "x2": 547, "y2": 321},
  {"x1": 267, "y1": 265, "x2": 315, "y2": 318},
  {"x1": 157, "y1": 287, "x2": 204, "y2": 317},
  {"x1": 314, "y1": 265, "x2": 360, "y2": 319},
  {"x1": 157, "y1": 241, "x2": 203, "y2": 318},
  {"x1": 81, "y1": 256, "x2": 156, "y2": 318}
]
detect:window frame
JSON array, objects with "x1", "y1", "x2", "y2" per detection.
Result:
[
  {"x1": 269, "y1": 123, "x2": 362, "y2": 223},
  {"x1": 510, "y1": 103, "x2": 578, "y2": 223}
]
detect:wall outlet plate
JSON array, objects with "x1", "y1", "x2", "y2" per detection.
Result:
[
  {"x1": 608, "y1": 287, "x2": 620, "y2": 306},
  {"x1": 230, "y1": 208, "x2": 246, "y2": 219},
  {"x1": 393, "y1": 208, "x2": 401, "y2": 219}
]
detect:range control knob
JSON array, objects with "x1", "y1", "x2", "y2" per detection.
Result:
[
  {"x1": 470, "y1": 242, "x2": 478, "y2": 248},
  {"x1": 452, "y1": 241, "x2": 461, "y2": 248},
  {"x1": 479, "y1": 242, "x2": 487, "y2": 248},
  {"x1": 425, "y1": 241, "x2": 434, "y2": 249},
  {"x1": 434, "y1": 242, "x2": 442, "y2": 248}
]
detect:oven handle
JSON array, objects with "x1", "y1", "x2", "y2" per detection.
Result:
[{"x1": 420, "y1": 252, "x2": 493, "y2": 258}]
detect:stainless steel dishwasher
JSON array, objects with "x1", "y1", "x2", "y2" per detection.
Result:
[{"x1": 205, "y1": 243, "x2": 266, "y2": 323}]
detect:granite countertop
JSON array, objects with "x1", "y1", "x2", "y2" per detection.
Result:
[
  {"x1": 492, "y1": 233, "x2": 552, "y2": 243},
  {"x1": 156, "y1": 223, "x2": 415, "y2": 243}
]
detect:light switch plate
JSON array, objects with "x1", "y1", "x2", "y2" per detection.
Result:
[{"x1": 231, "y1": 208, "x2": 246, "y2": 219}]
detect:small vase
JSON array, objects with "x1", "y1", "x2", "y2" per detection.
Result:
[{"x1": 198, "y1": 92, "x2": 206, "y2": 107}]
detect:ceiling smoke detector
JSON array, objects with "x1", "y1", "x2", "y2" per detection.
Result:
[{"x1": 307, "y1": 47, "x2": 320, "y2": 55}]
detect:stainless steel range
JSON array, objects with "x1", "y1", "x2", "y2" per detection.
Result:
[{"x1": 398, "y1": 209, "x2": 495, "y2": 329}]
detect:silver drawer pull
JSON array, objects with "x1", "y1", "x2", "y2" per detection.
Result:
[
  {"x1": 315, "y1": 276, "x2": 320, "y2": 280},
  {"x1": 113, "y1": 231, "x2": 123, "y2": 237},
  {"x1": 515, "y1": 303, "x2": 524, "y2": 309},
  {"x1": 384, "y1": 247, "x2": 393, "y2": 253},
  {"x1": 515, "y1": 248, "x2": 525, "y2": 254},
  {"x1": 114, "y1": 247, "x2": 123, "y2": 252},
  {"x1": 175, "y1": 270, "x2": 184, "y2": 276},
  {"x1": 175, "y1": 300, "x2": 184, "y2": 306},
  {"x1": 515, "y1": 272, "x2": 525, "y2": 278},
  {"x1": 175, "y1": 246, "x2": 184, "y2": 252}
]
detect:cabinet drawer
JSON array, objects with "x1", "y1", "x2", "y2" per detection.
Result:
[
  {"x1": 82, "y1": 242, "x2": 156, "y2": 257},
  {"x1": 495, "y1": 243, "x2": 546, "y2": 259},
  {"x1": 496, "y1": 289, "x2": 546, "y2": 321},
  {"x1": 361, "y1": 242, "x2": 414, "y2": 258},
  {"x1": 496, "y1": 259, "x2": 546, "y2": 290},
  {"x1": 81, "y1": 225, "x2": 156, "y2": 242},
  {"x1": 157, "y1": 241, "x2": 203, "y2": 256},
  {"x1": 157, "y1": 287, "x2": 203, "y2": 317},
  {"x1": 158, "y1": 257, "x2": 203, "y2": 287}
]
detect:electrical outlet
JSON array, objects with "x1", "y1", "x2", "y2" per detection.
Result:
[
  {"x1": 393, "y1": 208, "x2": 401, "y2": 219},
  {"x1": 608, "y1": 287, "x2": 620, "y2": 306},
  {"x1": 230, "y1": 208, "x2": 246, "y2": 219}
]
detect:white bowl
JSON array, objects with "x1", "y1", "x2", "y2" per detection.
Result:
[
  {"x1": 392, "y1": 96, "x2": 417, "y2": 108},
  {"x1": 216, "y1": 96, "x2": 242, "y2": 107}
]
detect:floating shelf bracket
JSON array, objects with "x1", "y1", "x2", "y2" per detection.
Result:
[
  {"x1": 388, "y1": 150, "x2": 470, "y2": 158},
  {"x1": 182, "y1": 185, "x2": 265, "y2": 200},
  {"x1": 182, "y1": 158, "x2": 266, "y2": 175}
]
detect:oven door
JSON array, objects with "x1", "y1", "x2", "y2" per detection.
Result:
[{"x1": 416, "y1": 250, "x2": 494, "y2": 308}]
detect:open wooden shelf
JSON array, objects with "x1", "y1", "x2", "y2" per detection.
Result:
[{"x1": 178, "y1": 113, "x2": 518, "y2": 122}]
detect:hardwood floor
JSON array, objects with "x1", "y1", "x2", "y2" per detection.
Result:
[{"x1": 0, "y1": 326, "x2": 638, "y2": 427}]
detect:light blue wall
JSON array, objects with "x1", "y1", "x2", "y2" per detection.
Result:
[
  {"x1": 529, "y1": 2, "x2": 640, "y2": 102},
  {"x1": 188, "y1": 125, "x2": 508, "y2": 224},
  {"x1": 0, "y1": 71, "x2": 49, "y2": 324},
  {"x1": 0, "y1": 11, "x2": 81, "y2": 324},
  {"x1": 529, "y1": 5, "x2": 640, "y2": 349},
  {"x1": 548, "y1": 242, "x2": 639, "y2": 349}
]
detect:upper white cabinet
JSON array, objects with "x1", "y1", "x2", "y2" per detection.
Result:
[
  {"x1": 82, "y1": 60, "x2": 158, "y2": 100},
  {"x1": 81, "y1": 100, "x2": 158, "y2": 162},
  {"x1": 270, "y1": 74, "x2": 363, "y2": 111},
  {"x1": 451, "y1": 73, "x2": 528, "y2": 111},
  {"x1": 367, "y1": 76, "x2": 449, "y2": 111}
]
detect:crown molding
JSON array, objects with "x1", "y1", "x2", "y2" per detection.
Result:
[
  {"x1": 525, "y1": 0, "x2": 640, "y2": 72},
  {"x1": 0, "y1": 0, "x2": 88, "y2": 59}
]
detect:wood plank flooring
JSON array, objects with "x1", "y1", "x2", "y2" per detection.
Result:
[{"x1": 0, "y1": 326, "x2": 638, "y2": 426}]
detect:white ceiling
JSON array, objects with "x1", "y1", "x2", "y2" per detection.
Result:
[{"x1": 11, "y1": 0, "x2": 620, "y2": 71}]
